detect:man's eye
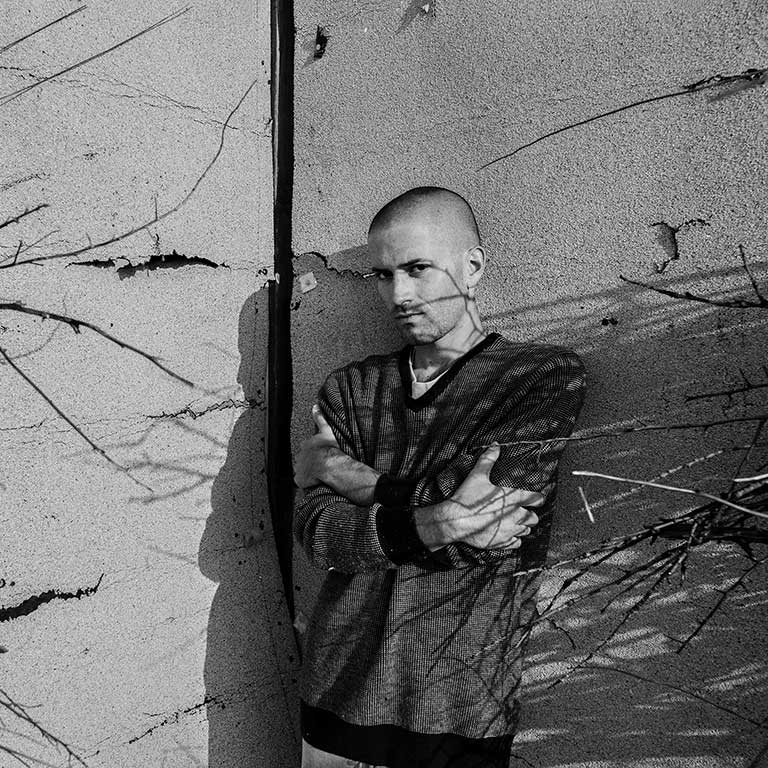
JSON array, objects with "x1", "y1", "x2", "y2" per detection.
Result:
[
  {"x1": 374, "y1": 272, "x2": 392, "y2": 281},
  {"x1": 408, "y1": 264, "x2": 429, "y2": 275}
]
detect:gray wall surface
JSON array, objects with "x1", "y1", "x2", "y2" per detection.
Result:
[
  {"x1": 1, "y1": 2, "x2": 300, "y2": 766},
  {"x1": 2, "y1": 1, "x2": 767, "y2": 767},
  {"x1": 290, "y1": 2, "x2": 767, "y2": 767}
]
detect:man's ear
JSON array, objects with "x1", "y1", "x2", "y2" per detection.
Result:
[{"x1": 464, "y1": 245, "x2": 486, "y2": 292}]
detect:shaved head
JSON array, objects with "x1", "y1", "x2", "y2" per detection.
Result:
[
  {"x1": 366, "y1": 187, "x2": 486, "y2": 348},
  {"x1": 368, "y1": 187, "x2": 481, "y2": 249}
]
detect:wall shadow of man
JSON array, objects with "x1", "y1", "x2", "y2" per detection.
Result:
[{"x1": 199, "y1": 291, "x2": 300, "y2": 767}]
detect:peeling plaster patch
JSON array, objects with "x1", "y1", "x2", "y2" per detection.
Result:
[
  {"x1": 0, "y1": 574, "x2": 104, "y2": 623},
  {"x1": 116, "y1": 252, "x2": 228, "y2": 278},
  {"x1": 398, "y1": 0, "x2": 437, "y2": 32},
  {"x1": 313, "y1": 26, "x2": 329, "y2": 59},
  {"x1": 298, "y1": 272, "x2": 318, "y2": 293},
  {"x1": 707, "y1": 68, "x2": 768, "y2": 101},
  {"x1": 147, "y1": 397, "x2": 265, "y2": 421},
  {"x1": 69, "y1": 251, "x2": 229, "y2": 277},
  {"x1": 650, "y1": 219, "x2": 709, "y2": 273}
]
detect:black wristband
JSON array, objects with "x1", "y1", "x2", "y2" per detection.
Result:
[
  {"x1": 376, "y1": 504, "x2": 432, "y2": 565},
  {"x1": 374, "y1": 474, "x2": 418, "y2": 507}
]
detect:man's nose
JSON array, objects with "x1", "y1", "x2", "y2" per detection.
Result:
[{"x1": 391, "y1": 272, "x2": 413, "y2": 306}]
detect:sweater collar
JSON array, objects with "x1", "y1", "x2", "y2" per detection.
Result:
[{"x1": 398, "y1": 332, "x2": 499, "y2": 410}]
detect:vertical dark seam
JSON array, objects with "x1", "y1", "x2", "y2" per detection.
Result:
[{"x1": 268, "y1": 0, "x2": 296, "y2": 622}]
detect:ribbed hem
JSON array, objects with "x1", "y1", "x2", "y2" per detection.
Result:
[{"x1": 301, "y1": 700, "x2": 513, "y2": 768}]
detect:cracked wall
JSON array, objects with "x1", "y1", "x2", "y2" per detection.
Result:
[
  {"x1": 1, "y1": 2, "x2": 299, "y2": 767},
  {"x1": 290, "y1": 2, "x2": 768, "y2": 767}
]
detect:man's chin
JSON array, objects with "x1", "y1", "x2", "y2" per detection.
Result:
[{"x1": 396, "y1": 327, "x2": 440, "y2": 345}]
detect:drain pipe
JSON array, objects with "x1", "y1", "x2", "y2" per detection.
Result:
[{"x1": 267, "y1": 0, "x2": 296, "y2": 621}]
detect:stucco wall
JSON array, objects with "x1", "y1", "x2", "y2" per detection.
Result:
[
  {"x1": 1, "y1": 3, "x2": 300, "y2": 766},
  {"x1": 291, "y1": 2, "x2": 767, "y2": 766}
]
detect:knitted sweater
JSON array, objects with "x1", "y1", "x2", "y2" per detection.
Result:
[{"x1": 294, "y1": 333, "x2": 586, "y2": 768}]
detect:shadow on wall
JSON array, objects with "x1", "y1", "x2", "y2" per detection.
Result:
[
  {"x1": 199, "y1": 292, "x2": 300, "y2": 768},
  {"x1": 290, "y1": 248, "x2": 768, "y2": 767}
]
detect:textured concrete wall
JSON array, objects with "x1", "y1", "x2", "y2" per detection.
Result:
[
  {"x1": 1, "y1": 3, "x2": 300, "y2": 766},
  {"x1": 291, "y1": 2, "x2": 767, "y2": 766}
]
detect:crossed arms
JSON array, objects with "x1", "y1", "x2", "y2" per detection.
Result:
[{"x1": 293, "y1": 349, "x2": 586, "y2": 573}]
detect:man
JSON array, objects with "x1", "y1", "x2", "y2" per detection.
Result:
[{"x1": 293, "y1": 187, "x2": 586, "y2": 768}]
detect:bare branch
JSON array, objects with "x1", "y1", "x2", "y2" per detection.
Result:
[
  {"x1": 685, "y1": 380, "x2": 768, "y2": 402},
  {"x1": 0, "y1": 6, "x2": 87, "y2": 55},
  {"x1": 572, "y1": 470, "x2": 768, "y2": 520},
  {"x1": 0, "y1": 205, "x2": 49, "y2": 232},
  {"x1": 676, "y1": 555, "x2": 768, "y2": 653},
  {"x1": 577, "y1": 485, "x2": 595, "y2": 523},
  {"x1": 620, "y1": 274, "x2": 768, "y2": 309},
  {"x1": 0, "y1": 301, "x2": 192, "y2": 386},
  {"x1": 0, "y1": 345, "x2": 151, "y2": 491},
  {"x1": 479, "y1": 67, "x2": 767, "y2": 169},
  {"x1": 478, "y1": 412, "x2": 768, "y2": 451},
  {"x1": 739, "y1": 243, "x2": 767, "y2": 304},
  {"x1": 736, "y1": 471, "x2": 768, "y2": 482},
  {"x1": 581, "y1": 664, "x2": 766, "y2": 728},
  {"x1": 0, "y1": 7, "x2": 190, "y2": 108},
  {"x1": 0, "y1": 687, "x2": 88, "y2": 767},
  {"x1": 1, "y1": 77, "x2": 259, "y2": 269}
]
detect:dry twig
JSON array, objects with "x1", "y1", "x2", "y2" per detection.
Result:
[
  {"x1": 0, "y1": 687, "x2": 88, "y2": 767},
  {"x1": 0, "y1": 302, "x2": 192, "y2": 386}
]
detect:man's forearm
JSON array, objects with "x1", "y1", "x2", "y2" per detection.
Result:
[{"x1": 318, "y1": 450, "x2": 381, "y2": 506}]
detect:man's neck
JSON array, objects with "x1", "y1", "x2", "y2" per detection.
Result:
[{"x1": 412, "y1": 315, "x2": 487, "y2": 381}]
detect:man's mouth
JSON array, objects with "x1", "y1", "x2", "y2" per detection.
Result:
[{"x1": 394, "y1": 311, "x2": 422, "y2": 320}]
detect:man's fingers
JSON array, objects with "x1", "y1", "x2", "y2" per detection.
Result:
[
  {"x1": 312, "y1": 404, "x2": 336, "y2": 439},
  {"x1": 488, "y1": 537, "x2": 522, "y2": 550},
  {"x1": 505, "y1": 488, "x2": 545, "y2": 508},
  {"x1": 472, "y1": 444, "x2": 500, "y2": 478}
]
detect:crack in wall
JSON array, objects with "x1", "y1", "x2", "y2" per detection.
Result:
[
  {"x1": 147, "y1": 397, "x2": 265, "y2": 421},
  {"x1": 298, "y1": 248, "x2": 369, "y2": 278},
  {"x1": 127, "y1": 694, "x2": 221, "y2": 745},
  {"x1": 0, "y1": 574, "x2": 104, "y2": 623},
  {"x1": 0, "y1": 173, "x2": 48, "y2": 193}
]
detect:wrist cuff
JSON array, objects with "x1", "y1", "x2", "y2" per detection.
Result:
[
  {"x1": 376, "y1": 504, "x2": 432, "y2": 565},
  {"x1": 374, "y1": 474, "x2": 418, "y2": 507}
]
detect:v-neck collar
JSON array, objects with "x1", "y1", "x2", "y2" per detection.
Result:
[{"x1": 398, "y1": 332, "x2": 499, "y2": 410}]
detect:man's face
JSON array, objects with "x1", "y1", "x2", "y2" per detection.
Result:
[{"x1": 368, "y1": 220, "x2": 473, "y2": 345}]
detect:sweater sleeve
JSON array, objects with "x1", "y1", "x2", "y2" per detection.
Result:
[
  {"x1": 293, "y1": 372, "x2": 435, "y2": 572},
  {"x1": 382, "y1": 348, "x2": 587, "y2": 569}
]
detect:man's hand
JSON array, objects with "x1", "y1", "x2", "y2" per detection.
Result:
[
  {"x1": 294, "y1": 405, "x2": 342, "y2": 488},
  {"x1": 415, "y1": 444, "x2": 544, "y2": 551},
  {"x1": 294, "y1": 405, "x2": 380, "y2": 506}
]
